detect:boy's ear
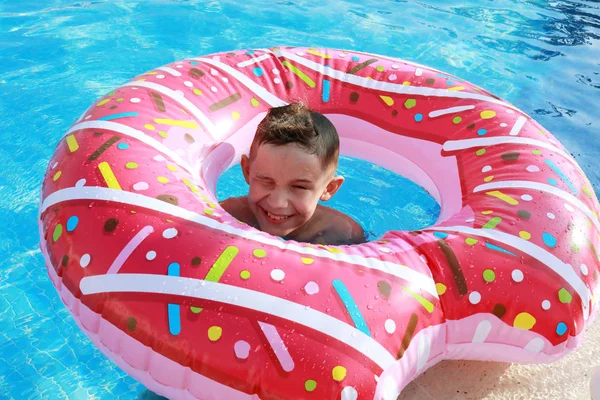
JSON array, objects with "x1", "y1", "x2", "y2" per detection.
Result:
[
  {"x1": 320, "y1": 175, "x2": 344, "y2": 201},
  {"x1": 241, "y1": 154, "x2": 250, "y2": 184}
]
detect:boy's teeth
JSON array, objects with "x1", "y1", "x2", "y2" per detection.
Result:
[{"x1": 267, "y1": 211, "x2": 288, "y2": 220}]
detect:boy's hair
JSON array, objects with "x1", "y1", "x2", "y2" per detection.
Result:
[{"x1": 250, "y1": 102, "x2": 339, "y2": 169}]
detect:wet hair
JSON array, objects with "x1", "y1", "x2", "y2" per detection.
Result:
[{"x1": 249, "y1": 102, "x2": 339, "y2": 169}]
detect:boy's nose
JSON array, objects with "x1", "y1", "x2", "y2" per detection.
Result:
[{"x1": 267, "y1": 189, "x2": 288, "y2": 210}]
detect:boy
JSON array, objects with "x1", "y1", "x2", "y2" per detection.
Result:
[{"x1": 220, "y1": 102, "x2": 366, "y2": 246}]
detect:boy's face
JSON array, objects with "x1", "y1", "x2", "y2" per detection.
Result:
[{"x1": 241, "y1": 143, "x2": 343, "y2": 238}]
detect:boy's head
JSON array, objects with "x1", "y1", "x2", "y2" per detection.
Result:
[{"x1": 241, "y1": 102, "x2": 344, "y2": 237}]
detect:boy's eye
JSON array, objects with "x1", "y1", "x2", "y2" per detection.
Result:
[{"x1": 293, "y1": 185, "x2": 308, "y2": 190}]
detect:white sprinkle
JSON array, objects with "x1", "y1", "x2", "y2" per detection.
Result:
[
  {"x1": 581, "y1": 264, "x2": 589, "y2": 276},
  {"x1": 521, "y1": 194, "x2": 533, "y2": 201},
  {"x1": 133, "y1": 182, "x2": 149, "y2": 191},
  {"x1": 511, "y1": 269, "x2": 524, "y2": 282},
  {"x1": 304, "y1": 281, "x2": 319, "y2": 295},
  {"x1": 84, "y1": 115, "x2": 92, "y2": 120},
  {"x1": 505, "y1": 109, "x2": 515, "y2": 114},
  {"x1": 526, "y1": 165, "x2": 540, "y2": 172},
  {"x1": 384, "y1": 319, "x2": 396, "y2": 334},
  {"x1": 153, "y1": 155, "x2": 166, "y2": 161},
  {"x1": 419, "y1": 254, "x2": 428, "y2": 264},
  {"x1": 210, "y1": 68, "x2": 219, "y2": 76},
  {"x1": 234, "y1": 340, "x2": 250, "y2": 359},
  {"x1": 466, "y1": 218, "x2": 475, "y2": 223},
  {"x1": 482, "y1": 165, "x2": 492, "y2": 173},
  {"x1": 80, "y1": 254, "x2": 91, "y2": 268},
  {"x1": 415, "y1": 68, "x2": 423, "y2": 76},
  {"x1": 146, "y1": 251, "x2": 157, "y2": 261},
  {"x1": 175, "y1": 89, "x2": 185, "y2": 97},
  {"x1": 500, "y1": 122, "x2": 508, "y2": 127},
  {"x1": 163, "y1": 228, "x2": 178, "y2": 239},
  {"x1": 388, "y1": 74, "x2": 397, "y2": 81},
  {"x1": 274, "y1": 77, "x2": 281, "y2": 84},
  {"x1": 296, "y1": 51, "x2": 305, "y2": 56},
  {"x1": 184, "y1": 81, "x2": 193, "y2": 87},
  {"x1": 341, "y1": 386, "x2": 358, "y2": 400},
  {"x1": 272, "y1": 68, "x2": 280, "y2": 75},
  {"x1": 379, "y1": 247, "x2": 391, "y2": 253},
  {"x1": 211, "y1": 86, "x2": 218, "y2": 92},
  {"x1": 221, "y1": 77, "x2": 228, "y2": 83},
  {"x1": 156, "y1": 74, "x2": 165, "y2": 79},
  {"x1": 391, "y1": 64, "x2": 400, "y2": 69},
  {"x1": 75, "y1": 179, "x2": 86, "y2": 188},
  {"x1": 130, "y1": 98, "x2": 141, "y2": 103},
  {"x1": 339, "y1": 53, "x2": 346, "y2": 57},
  {"x1": 564, "y1": 203, "x2": 574, "y2": 212},
  {"x1": 175, "y1": 64, "x2": 183, "y2": 68},
  {"x1": 547, "y1": 212, "x2": 555, "y2": 219},
  {"x1": 271, "y1": 269, "x2": 285, "y2": 281},
  {"x1": 51, "y1": 161, "x2": 58, "y2": 169},
  {"x1": 542, "y1": 300, "x2": 551, "y2": 310},
  {"x1": 469, "y1": 291, "x2": 481, "y2": 305}
]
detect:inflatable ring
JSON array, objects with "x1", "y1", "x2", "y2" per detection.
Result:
[{"x1": 39, "y1": 46, "x2": 600, "y2": 400}]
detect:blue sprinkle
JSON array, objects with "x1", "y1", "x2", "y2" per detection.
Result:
[
  {"x1": 544, "y1": 159, "x2": 578, "y2": 195},
  {"x1": 352, "y1": 56, "x2": 360, "y2": 62},
  {"x1": 414, "y1": 113, "x2": 423, "y2": 122},
  {"x1": 446, "y1": 81, "x2": 454, "y2": 85},
  {"x1": 246, "y1": 50, "x2": 255, "y2": 55},
  {"x1": 190, "y1": 61, "x2": 198, "y2": 65},
  {"x1": 477, "y1": 129, "x2": 487, "y2": 136},
  {"x1": 556, "y1": 322, "x2": 567, "y2": 336},
  {"x1": 542, "y1": 232, "x2": 557, "y2": 248},
  {"x1": 168, "y1": 262, "x2": 180, "y2": 276},
  {"x1": 167, "y1": 262, "x2": 181, "y2": 335},
  {"x1": 253, "y1": 67, "x2": 263, "y2": 77},
  {"x1": 66, "y1": 216, "x2": 79, "y2": 232},
  {"x1": 485, "y1": 242, "x2": 517, "y2": 256},
  {"x1": 322, "y1": 79, "x2": 331, "y2": 102},
  {"x1": 547, "y1": 177, "x2": 558, "y2": 186},
  {"x1": 332, "y1": 279, "x2": 371, "y2": 337},
  {"x1": 99, "y1": 112, "x2": 138, "y2": 121},
  {"x1": 433, "y1": 232, "x2": 448, "y2": 239},
  {"x1": 117, "y1": 142, "x2": 129, "y2": 150}
]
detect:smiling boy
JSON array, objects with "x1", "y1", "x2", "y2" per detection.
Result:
[{"x1": 220, "y1": 102, "x2": 366, "y2": 246}]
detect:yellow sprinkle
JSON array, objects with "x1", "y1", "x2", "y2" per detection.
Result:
[
  {"x1": 532, "y1": 149, "x2": 542, "y2": 156},
  {"x1": 519, "y1": 231, "x2": 531, "y2": 240},
  {"x1": 190, "y1": 306, "x2": 202, "y2": 314},
  {"x1": 513, "y1": 312, "x2": 536, "y2": 330},
  {"x1": 207, "y1": 326, "x2": 222, "y2": 341},
  {"x1": 193, "y1": 88, "x2": 203, "y2": 96},
  {"x1": 380, "y1": 96, "x2": 394, "y2": 106},
  {"x1": 125, "y1": 162, "x2": 138, "y2": 169},
  {"x1": 157, "y1": 176, "x2": 169, "y2": 183},
  {"x1": 204, "y1": 208, "x2": 214, "y2": 215},
  {"x1": 404, "y1": 99, "x2": 416, "y2": 109},
  {"x1": 181, "y1": 178, "x2": 199, "y2": 193},
  {"x1": 301, "y1": 257, "x2": 314, "y2": 265},
  {"x1": 452, "y1": 116, "x2": 462, "y2": 124},
  {"x1": 402, "y1": 285, "x2": 434, "y2": 313},
  {"x1": 486, "y1": 190, "x2": 519, "y2": 205},
  {"x1": 402, "y1": 81, "x2": 411, "y2": 86},
  {"x1": 327, "y1": 247, "x2": 344, "y2": 253},
  {"x1": 250, "y1": 98, "x2": 260, "y2": 107},
  {"x1": 97, "y1": 98, "x2": 110, "y2": 106},
  {"x1": 332, "y1": 366, "x2": 347, "y2": 382},
  {"x1": 66, "y1": 135, "x2": 79, "y2": 152},
  {"x1": 116, "y1": 97, "x2": 124, "y2": 102},
  {"x1": 240, "y1": 270, "x2": 251, "y2": 280},
  {"x1": 481, "y1": 210, "x2": 493, "y2": 215},
  {"x1": 465, "y1": 238, "x2": 478, "y2": 245},
  {"x1": 480, "y1": 110, "x2": 496, "y2": 119},
  {"x1": 158, "y1": 130, "x2": 168, "y2": 138},
  {"x1": 232, "y1": 111, "x2": 240, "y2": 120},
  {"x1": 447, "y1": 86, "x2": 465, "y2": 91},
  {"x1": 484, "y1": 175, "x2": 494, "y2": 182},
  {"x1": 376, "y1": 66, "x2": 385, "y2": 72},
  {"x1": 253, "y1": 249, "x2": 267, "y2": 258},
  {"x1": 582, "y1": 186, "x2": 592, "y2": 198},
  {"x1": 436, "y1": 282, "x2": 447, "y2": 295},
  {"x1": 281, "y1": 61, "x2": 315, "y2": 88},
  {"x1": 144, "y1": 124, "x2": 156, "y2": 131},
  {"x1": 167, "y1": 165, "x2": 178, "y2": 172},
  {"x1": 98, "y1": 161, "x2": 121, "y2": 190},
  {"x1": 306, "y1": 49, "x2": 331, "y2": 59},
  {"x1": 476, "y1": 148, "x2": 486, "y2": 156},
  {"x1": 154, "y1": 118, "x2": 199, "y2": 129}
]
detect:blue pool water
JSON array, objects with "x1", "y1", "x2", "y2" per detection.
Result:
[{"x1": 1, "y1": 0, "x2": 599, "y2": 398}]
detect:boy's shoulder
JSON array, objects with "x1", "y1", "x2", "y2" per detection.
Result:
[{"x1": 220, "y1": 196, "x2": 257, "y2": 227}]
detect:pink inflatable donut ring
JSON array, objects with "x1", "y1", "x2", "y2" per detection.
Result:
[{"x1": 39, "y1": 46, "x2": 600, "y2": 400}]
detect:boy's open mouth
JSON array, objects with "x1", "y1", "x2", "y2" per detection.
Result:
[{"x1": 261, "y1": 207, "x2": 292, "y2": 224}]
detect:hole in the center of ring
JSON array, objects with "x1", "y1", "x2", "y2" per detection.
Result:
[{"x1": 216, "y1": 155, "x2": 440, "y2": 241}]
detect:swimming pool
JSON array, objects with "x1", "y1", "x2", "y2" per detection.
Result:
[{"x1": 1, "y1": 0, "x2": 599, "y2": 398}]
